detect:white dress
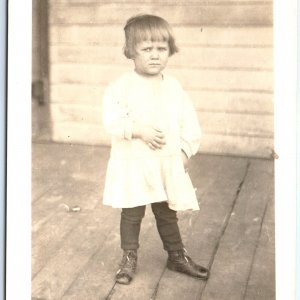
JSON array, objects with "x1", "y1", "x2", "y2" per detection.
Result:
[{"x1": 102, "y1": 71, "x2": 201, "y2": 211}]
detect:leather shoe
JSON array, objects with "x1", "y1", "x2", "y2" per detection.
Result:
[
  {"x1": 116, "y1": 250, "x2": 137, "y2": 285},
  {"x1": 167, "y1": 249, "x2": 209, "y2": 280}
]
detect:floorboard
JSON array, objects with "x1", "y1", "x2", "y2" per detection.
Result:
[
  {"x1": 200, "y1": 159, "x2": 274, "y2": 300},
  {"x1": 155, "y1": 156, "x2": 249, "y2": 300},
  {"x1": 31, "y1": 143, "x2": 275, "y2": 300},
  {"x1": 244, "y1": 195, "x2": 275, "y2": 300}
]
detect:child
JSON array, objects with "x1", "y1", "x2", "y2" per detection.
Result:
[{"x1": 102, "y1": 14, "x2": 209, "y2": 285}]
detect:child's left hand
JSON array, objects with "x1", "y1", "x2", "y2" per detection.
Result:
[{"x1": 181, "y1": 150, "x2": 189, "y2": 172}]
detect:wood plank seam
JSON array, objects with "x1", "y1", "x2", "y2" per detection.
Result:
[
  {"x1": 203, "y1": 132, "x2": 274, "y2": 139},
  {"x1": 241, "y1": 197, "x2": 271, "y2": 300},
  {"x1": 149, "y1": 264, "x2": 168, "y2": 300},
  {"x1": 32, "y1": 207, "x2": 116, "y2": 298},
  {"x1": 32, "y1": 184, "x2": 56, "y2": 204},
  {"x1": 182, "y1": 44, "x2": 273, "y2": 48},
  {"x1": 49, "y1": 23, "x2": 274, "y2": 28},
  {"x1": 192, "y1": 88, "x2": 273, "y2": 93},
  {"x1": 31, "y1": 222, "x2": 80, "y2": 281},
  {"x1": 49, "y1": 44, "x2": 273, "y2": 49},
  {"x1": 105, "y1": 282, "x2": 118, "y2": 300},
  {"x1": 149, "y1": 209, "x2": 207, "y2": 300},
  {"x1": 32, "y1": 207, "x2": 64, "y2": 235},
  {"x1": 49, "y1": 62, "x2": 274, "y2": 73},
  {"x1": 32, "y1": 211, "x2": 95, "y2": 280},
  {"x1": 49, "y1": 58, "x2": 273, "y2": 72},
  {"x1": 197, "y1": 109, "x2": 273, "y2": 116},
  {"x1": 50, "y1": 120, "x2": 274, "y2": 139},
  {"x1": 49, "y1": 23, "x2": 273, "y2": 28},
  {"x1": 32, "y1": 198, "x2": 104, "y2": 280},
  {"x1": 63, "y1": 2, "x2": 273, "y2": 7},
  {"x1": 62, "y1": 227, "x2": 119, "y2": 299},
  {"x1": 148, "y1": 180, "x2": 229, "y2": 300},
  {"x1": 197, "y1": 160, "x2": 250, "y2": 299},
  {"x1": 50, "y1": 83, "x2": 274, "y2": 95},
  {"x1": 49, "y1": 41, "x2": 273, "y2": 48}
]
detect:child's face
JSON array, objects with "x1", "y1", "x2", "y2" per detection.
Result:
[{"x1": 133, "y1": 40, "x2": 170, "y2": 77}]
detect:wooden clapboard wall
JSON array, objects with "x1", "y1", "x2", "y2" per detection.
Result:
[{"x1": 48, "y1": 0, "x2": 273, "y2": 157}]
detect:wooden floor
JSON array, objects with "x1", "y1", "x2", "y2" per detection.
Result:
[{"x1": 32, "y1": 143, "x2": 275, "y2": 300}]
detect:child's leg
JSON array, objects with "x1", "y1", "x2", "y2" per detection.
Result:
[
  {"x1": 151, "y1": 201, "x2": 183, "y2": 251},
  {"x1": 120, "y1": 205, "x2": 146, "y2": 250},
  {"x1": 116, "y1": 205, "x2": 146, "y2": 285},
  {"x1": 151, "y1": 202, "x2": 209, "y2": 280}
]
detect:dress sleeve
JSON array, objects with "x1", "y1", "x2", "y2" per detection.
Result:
[
  {"x1": 102, "y1": 81, "x2": 133, "y2": 140},
  {"x1": 180, "y1": 91, "x2": 202, "y2": 158}
]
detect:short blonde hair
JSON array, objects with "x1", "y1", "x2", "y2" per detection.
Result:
[{"x1": 123, "y1": 14, "x2": 179, "y2": 59}]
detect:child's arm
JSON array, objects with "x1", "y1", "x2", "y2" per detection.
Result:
[
  {"x1": 102, "y1": 85, "x2": 133, "y2": 139},
  {"x1": 102, "y1": 83, "x2": 165, "y2": 149},
  {"x1": 180, "y1": 92, "x2": 202, "y2": 159}
]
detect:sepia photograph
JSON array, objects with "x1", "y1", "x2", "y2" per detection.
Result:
[{"x1": 24, "y1": 0, "x2": 294, "y2": 299}]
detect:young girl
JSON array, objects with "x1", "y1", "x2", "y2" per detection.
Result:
[{"x1": 102, "y1": 14, "x2": 209, "y2": 285}]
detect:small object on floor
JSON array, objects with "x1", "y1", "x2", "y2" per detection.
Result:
[
  {"x1": 70, "y1": 205, "x2": 81, "y2": 212},
  {"x1": 116, "y1": 250, "x2": 137, "y2": 285},
  {"x1": 59, "y1": 203, "x2": 81, "y2": 213},
  {"x1": 167, "y1": 248, "x2": 209, "y2": 280}
]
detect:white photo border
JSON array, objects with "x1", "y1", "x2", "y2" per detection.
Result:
[{"x1": 5, "y1": 0, "x2": 298, "y2": 299}]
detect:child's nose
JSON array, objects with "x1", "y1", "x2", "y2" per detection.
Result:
[{"x1": 150, "y1": 49, "x2": 159, "y2": 59}]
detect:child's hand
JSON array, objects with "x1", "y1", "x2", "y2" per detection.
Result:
[
  {"x1": 181, "y1": 150, "x2": 189, "y2": 172},
  {"x1": 134, "y1": 125, "x2": 166, "y2": 150},
  {"x1": 143, "y1": 126, "x2": 166, "y2": 150}
]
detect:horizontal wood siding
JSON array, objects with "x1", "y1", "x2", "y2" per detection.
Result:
[
  {"x1": 49, "y1": 103, "x2": 273, "y2": 136},
  {"x1": 49, "y1": 26, "x2": 273, "y2": 46},
  {"x1": 48, "y1": 2, "x2": 272, "y2": 26},
  {"x1": 48, "y1": 0, "x2": 273, "y2": 157},
  {"x1": 51, "y1": 45, "x2": 273, "y2": 70},
  {"x1": 50, "y1": 64, "x2": 273, "y2": 91},
  {"x1": 51, "y1": 84, "x2": 273, "y2": 114}
]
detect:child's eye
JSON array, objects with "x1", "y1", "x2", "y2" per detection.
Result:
[
  {"x1": 143, "y1": 48, "x2": 151, "y2": 52},
  {"x1": 158, "y1": 47, "x2": 167, "y2": 51}
]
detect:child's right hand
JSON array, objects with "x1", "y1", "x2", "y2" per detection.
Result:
[{"x1": 133, "y1": 125, "x2": 166, "y2": 150}]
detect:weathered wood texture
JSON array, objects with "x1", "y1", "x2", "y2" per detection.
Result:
[
  {"x1": 48, "y1": 2, "x2": 273, "y2": 26},
  {"x1": 32, "y1": 143, "x2": 275, "y2": 300},
  {"x1": 46, "y1": 0, "x2": 273, "y2": 157},
  {"x1": 200, "y1": 159, "x2": 274, "y2": 300}
]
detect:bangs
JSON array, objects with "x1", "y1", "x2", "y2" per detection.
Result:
[{"x1": 134, "y1": 25, "x2": 170, "y2": 44}]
